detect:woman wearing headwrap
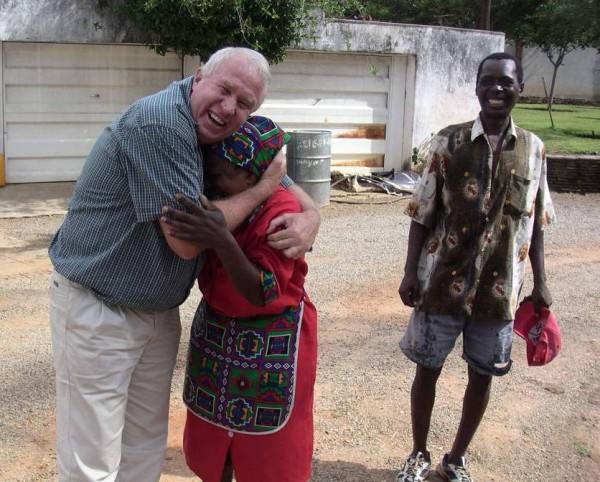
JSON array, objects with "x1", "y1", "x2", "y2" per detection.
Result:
[{"x1": 171, "y1": 116, "x2": 317, "y2": 482}]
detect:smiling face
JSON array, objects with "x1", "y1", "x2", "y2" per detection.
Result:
[
  {"x1": 191, "y1": 56, "x2": 264, "y2": 145},
  {"x1": 476, "y1": 58, "x2": 523, "y2": 122}
]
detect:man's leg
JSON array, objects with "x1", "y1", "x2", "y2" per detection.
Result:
[
  {"x1": 447, "y1": 365, "x2": 492, "y2": 463},
  {"x1": 445, "y1": 314, "x2": 512, "y2": 463},
  {"x1": 398, "y1": 311, "x2": 462, "y2": 481},
  {"x1": 411, "y1": 364, "x2": 442, "y2": 454},
  {"x1": 50, "y1": 271, "x2": 144, "y2": 482},
  {"x1": 117, "y1": 308, "x2": 181, "y2": 482}
]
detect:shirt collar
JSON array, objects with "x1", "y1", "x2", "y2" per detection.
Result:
[{"x1": 471, "y1": 114, "x2": 518, "y2": 142}]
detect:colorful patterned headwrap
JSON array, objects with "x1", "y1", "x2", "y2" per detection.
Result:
[{"x1": 209, "y1": 115, "x2": 291, "y2": 178}]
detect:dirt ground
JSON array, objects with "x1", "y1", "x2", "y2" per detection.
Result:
[{"x1": 1, "y1": 189, "x2": 599, "y2": 482}]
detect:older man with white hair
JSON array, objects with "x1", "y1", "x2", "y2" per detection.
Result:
[{"x1": 49, "y1": 46, "x2": 320, "y2": 482}]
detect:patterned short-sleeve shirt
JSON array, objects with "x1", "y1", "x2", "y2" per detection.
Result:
[{"x1": 406, "y1": 116, "x2": 555, "y2": 320}]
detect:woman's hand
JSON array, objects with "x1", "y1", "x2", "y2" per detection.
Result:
[{"x1": 161, "y1": 194, "x2": 229, "y2": 250}]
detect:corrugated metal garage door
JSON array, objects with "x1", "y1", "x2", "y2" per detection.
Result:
[
  {"x1": 258, "y1": 50, "x2": 414, "y2": 171},
  {"x1": 2, "y1": 44, "x2": 414, "y2": 183},
  {"x1": 3, "y1": 42, "x2": 183, "y2": 183}
]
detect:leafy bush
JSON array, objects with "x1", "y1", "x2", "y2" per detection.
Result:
[{"x1": 98, "y1": 0, "x2": 363, "y2": 63}]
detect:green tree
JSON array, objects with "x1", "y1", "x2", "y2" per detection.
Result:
[
  {"x1": 354, "y1": 0, "x2": 547, "y2": 31},
  {"x1": 97, "y1": 0, "x2": 363, "y2": 64},
  {"x1": 515, "y1": 0, "x2": 600, "y2": 125},
  {"x1": 488, "y1": 1, "x2": 545, "y2": 39},
  {"x1": 356, "y1": 0, "x2": 599, "y2": 122},
  {"x1": 356, "y1": 0, "x2": 479, "y2": 27}
]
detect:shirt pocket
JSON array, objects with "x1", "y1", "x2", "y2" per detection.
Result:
[{"x1": 503, "y1": 173, "x2": 531, "y2": 216}]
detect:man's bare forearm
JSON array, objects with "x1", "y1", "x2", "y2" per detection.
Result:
[
  {"x1": 529, "y1": 224, "x2": 547, "y2": 286},
  {"x1": 213, "y1": 180, "x2": 274, "y2": 231},
  {"x1": 404, "y1": 221, "x2": 430, "y2": 274},
  {"x1": 162, "y1": 179, "x2": 277, "y2": 259}
]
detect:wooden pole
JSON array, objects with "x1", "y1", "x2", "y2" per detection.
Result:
[{"x1": 480, "y1": 0, "x2": 491, "y2": 30}]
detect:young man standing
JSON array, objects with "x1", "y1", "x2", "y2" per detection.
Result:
[{"x1": 396, "y1": 52, "x2": 555, "y2": 482}]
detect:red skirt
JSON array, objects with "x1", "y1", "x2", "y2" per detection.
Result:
[{"x1": 183, "y1": 300, "x2": 317, "y2": 482}]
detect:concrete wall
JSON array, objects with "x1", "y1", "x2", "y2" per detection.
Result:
[
  {"x1": 0, "y1": 0, "x2": 141, "y2": 44},
  {"x1": 300, "y1": 21, "x2": 504, "y2": 146},
  {"x1": 0, "y1": 1, "x2": 504, "y2": 161},
  {"x1": 507, "y1": 43, "x2": 600, "y2": 102}
]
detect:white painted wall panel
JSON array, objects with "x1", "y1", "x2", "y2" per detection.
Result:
[
  {"x1": 264, "y1": 107, "x2": 388, "y2": 124},
  {"x1": 3, "y1": 45, "x2": 412, "y2": 182},
  {"x1": 266, "y1": 92, "x2": 387, "y2": 107},
  {"x1": 4, "y1": 43, "x2": 182, "y2": 69},
  {"x1": 3, "y1": 42, "x2": 182, "y2": 183},
  {"x1": 258, "y1": 50, "x2": 411, "y2": 170}
]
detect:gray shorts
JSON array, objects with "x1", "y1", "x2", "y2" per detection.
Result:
[{"x1": 400, "y1": 310, "x2": 514, "y2": 376}]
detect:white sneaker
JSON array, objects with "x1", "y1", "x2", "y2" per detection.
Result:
[
  {"x1": 436, "y1": 453, "x2": 473, "y2": 482},
  {"x1": 396, "y1": 451, "x2": 431, "y2": 482}
]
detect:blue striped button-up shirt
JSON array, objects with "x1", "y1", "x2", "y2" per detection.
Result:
[{"x1": 49, "y1": 77, "x2": 203, "y2": 311}]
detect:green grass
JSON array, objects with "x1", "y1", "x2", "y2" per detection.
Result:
[
  {"x1": 512, "y1": 104, "x2": 600, "y2": 155},
  {"x1": 573, "y1": 441, "x2": 592, "y2": 458}
]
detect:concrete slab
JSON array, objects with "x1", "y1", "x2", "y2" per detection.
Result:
[{"x1": 0, "y1": 182, "x2": 74, "y2": 218}]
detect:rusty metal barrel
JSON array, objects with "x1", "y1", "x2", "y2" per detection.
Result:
[{"x1": 286, "y1": 130, "x2": 331, "y2": 207}]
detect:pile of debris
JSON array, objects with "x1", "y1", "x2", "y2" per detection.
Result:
[{"x1": 331, "y1": 169, "x2": 420, "y2": 196}]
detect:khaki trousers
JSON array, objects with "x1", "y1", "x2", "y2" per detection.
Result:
[{"x1": 50, "y1": 270, "x2": 182, "y2": 482}]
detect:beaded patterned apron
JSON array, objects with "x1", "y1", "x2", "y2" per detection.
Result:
[{"x1": 183, "y1": 299, "x2": 303, "y2": 434}]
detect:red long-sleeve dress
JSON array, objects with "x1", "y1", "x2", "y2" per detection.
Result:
[{"x1": 183, "y1": 187, "x2": 318, "y2": 482}]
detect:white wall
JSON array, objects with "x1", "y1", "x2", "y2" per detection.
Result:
[
  {"x1": 0, "y1": 0, "x2": 141, "y2": 44},
  {"x1": 507, "y1": 43, "x2": 600, "y2": 102}
]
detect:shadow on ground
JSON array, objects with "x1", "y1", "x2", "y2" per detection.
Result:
[{"x1": 310, "y1": 459, "x2": 446, "y2": 482}]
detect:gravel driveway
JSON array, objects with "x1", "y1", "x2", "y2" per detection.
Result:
[{"x1": 0, "y1": 188, "x2": 599, "y2": 481}]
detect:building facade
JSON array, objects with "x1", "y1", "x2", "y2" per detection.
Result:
[{"x1": 0, "y1": 1, "x2": 504, "y2": 184}]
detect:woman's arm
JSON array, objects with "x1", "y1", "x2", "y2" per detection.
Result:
[
  {"x1": 164, "y1": 194, "x2": 265, "y2": 304},
  {"x1": 212, "y1": 230, "x2": 265, "y2": 306},
  {"x1": 160, "y1": 152, "x2": 286, "y2": 259}
]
